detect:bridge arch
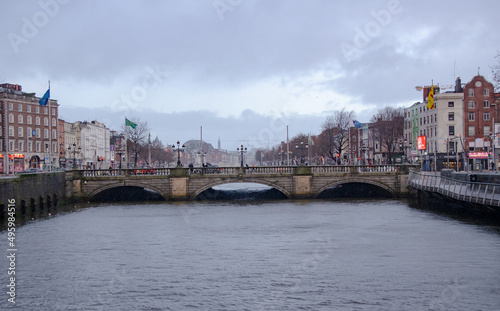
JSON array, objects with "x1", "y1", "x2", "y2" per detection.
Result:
[
  {"x1": 86, "y1": 181, "x2": 168, "y2": 201},
  {"x1": 314, "y1": 177, "x2": 396, "y2": 198},
  {"x1": 190, "y1": 179, "x2": 292, "y2": 200}
]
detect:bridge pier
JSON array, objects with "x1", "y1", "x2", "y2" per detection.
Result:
[
  {"x1": 171, "y1": 177, "x2": 188, "y2": 199},
  {"x1": 293, "y1": 175, "x2": 313, "y2": 199}
]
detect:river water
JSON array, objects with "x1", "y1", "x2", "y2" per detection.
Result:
[{"x1": 2, "y1": 189, "x2": 500, "y2": 310}]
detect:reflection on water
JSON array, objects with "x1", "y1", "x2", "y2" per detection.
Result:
[{"x1": 1, "y1": 199, "x2": 499, "y2": 310}]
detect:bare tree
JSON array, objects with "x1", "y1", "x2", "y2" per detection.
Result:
[
  {"x1": 141, "y1": 136, "x2": 174, "y2": 166},
  {"x1": 124, "y1": 118, "x2": 150, "y2": 167},
  {"x1": 319, "y1": 108, "x2": 355, "y2": 164},
  {"x1": 491, "y1": 51, "x2": 500, "y2": 91},
  {"x1": 370, "y1": 106, "x2": 404, "y2": 164}
]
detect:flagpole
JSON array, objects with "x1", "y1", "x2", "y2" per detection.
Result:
[
  {"x1": 125, "y1": 117, "x2": 128, "y2": 169},
  {"x1": 492, "y1": 115, "x2": 496, "y2": 171},
  {"x1": 307, "y1": 134, "x2": 311, "y2": 165},
  {"x1": 48, "y1": 80, "x2": 52, "y2": 172},
  {"x1": 286, "y1": 125, "x2": 290, "y2": 166},
  {"x1": 148, "y1": 133, "x2": 151, "y2": 166},
  {"x1": 348, "y1": 124, "x2": 351, "y2": 165}
]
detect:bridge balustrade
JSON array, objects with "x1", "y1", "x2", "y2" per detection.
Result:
[
  {"x1": 409, "y1": 171, "x2": 500, "y2": 206},
  {"x1": 76, "y1": 168, "x2": 173, "y2": 177},
  {"x1": 74, "y1": 165, "x2": 411, "y2": 178},
  {"x1": 310, "y1": 166, "x2": 349, "y2": 174}
]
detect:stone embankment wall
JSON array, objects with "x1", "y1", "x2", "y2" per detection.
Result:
[{"x1": 0, "y1": 172, "x2": 67, "y2": 220}]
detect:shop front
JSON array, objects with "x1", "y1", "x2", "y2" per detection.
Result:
[
  {"x1": 468, "y1": 152, "x2": 489, "y2": 171},
  {"x1": 9, "y1": 154, "x2": 26, "y2": 173}
]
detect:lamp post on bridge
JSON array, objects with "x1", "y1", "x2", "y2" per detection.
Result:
[
  {"x1": 68, "y1": 143, "x2": 81, "y2": 169},
  {"x1": 116, "y1": 144, "x2": 125, "y2": 170},
  {"x1": 172, "y1": 141, "x2": 185, "y2": 167},
  {"x1": 237, "y1": 144, "x2": 247, "y2": 167},
  {"x1": 295, "y1": 141, "x2": 308, "y2": 165}
]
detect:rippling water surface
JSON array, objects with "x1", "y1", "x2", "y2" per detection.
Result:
[{"x1": 2, "y1": 198, "x2": 500, "y2": 310}]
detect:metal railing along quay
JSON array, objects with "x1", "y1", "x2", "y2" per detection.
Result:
[{"x1": 409, "y1": 171, "x2": 500, "y2": 207}]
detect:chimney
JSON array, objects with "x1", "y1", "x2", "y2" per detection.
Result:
[{"x1": 455, "y1": 77, "x2": 462, "y2": 93}]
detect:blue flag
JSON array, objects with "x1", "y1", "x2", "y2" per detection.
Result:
[
  {"x1": 39, "y1": 88, "x2": 50, "y2": 106},
  {"x1": 353, "y1": 120, "x2": 362, "y2": 128}
]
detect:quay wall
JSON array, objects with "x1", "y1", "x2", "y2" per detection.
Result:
[{"x1": 0, "y1": 172, "x2": 67, "y2": 220}]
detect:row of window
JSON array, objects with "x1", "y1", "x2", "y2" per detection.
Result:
[
  {"x1": 419, "y1": 127, "x2": 437, "y2": 139},
  {"x1": 4, "y1": 114, "x2": 57, "y2": 126},
  {"x1": 467, "y1": 100, "x2": 490, "y2": 108},
  {"x1": 468, "y1": 88, "x2": 490, "y2": 97},
  {"x1": 468, "y1": 126, "x2": 490, "y2": 137},
  {"x1": 4, "y1": 126, "x2": 57, "y2": 139},
  {"x1": 468, "y1": 112, "x2": 490, "y2": 121},
  {"x1": 7, "y1": 102, "x2": 56, "y2": 115},
  {"x1": 444, "y1": 126, "x2": 491, "y2": 137},
  {"x1": 406, "y1": 98, "x2": 491, "y2": 120},
  {"x1": 0, "y1": 140, "x2": 57, "y2": 153}
]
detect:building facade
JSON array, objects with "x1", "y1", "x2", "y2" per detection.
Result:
[
  {"x1": 0, "y1": 84, "x2": 59, "y2": 174},
  {"x1": 463, "y1": 75, "x2": 496, "y2": 170},
  {"x1": 74, "y1": 121, "x2": 111, "y2": 169}
]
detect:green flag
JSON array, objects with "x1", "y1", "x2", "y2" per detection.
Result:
[{"x1": 125, "y1": 118, "x2": 137, "y2": 129}]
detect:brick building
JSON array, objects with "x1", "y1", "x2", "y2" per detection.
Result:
[
  {"x1": 0, "y1": 84, "x2": 59, "y2": 174},
  {"x1": 463, "y1": 75, "x2": 497, "y2": 170}
]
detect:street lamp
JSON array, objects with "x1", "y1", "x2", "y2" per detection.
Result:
[
  {"x1": 59, "y1": 143, "x2": 65, "y2": 168},
  {"x1": 68, "y1": 143, "x2": 81, "y2": 169},
  {"x1": 237, "y1": 144, "x2": 247, "y2": 167},
  {"x1": 295, "y1": 141, "x2": 308, "y2": 164},
  {"x1": 172, "y1": 141, "x2": 185, "y2": 167},
  {"x1": 116, "y1": 144, "x2": 125, "y2": 169}
]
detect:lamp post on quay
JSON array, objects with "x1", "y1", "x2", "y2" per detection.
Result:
[
  {"x1": 68, "y1": 143, "x2": 81, "y2": 169},
  {"x1": 172, "y1": 141, "x2": 185, "y2": 167},
  {"x1": 237, "y1": 144, "x2": 247, "y2": 167}
]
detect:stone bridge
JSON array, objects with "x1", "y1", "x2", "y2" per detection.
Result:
[{"x1": 68, "y1": 165, "x2": 416, "y2": 201}]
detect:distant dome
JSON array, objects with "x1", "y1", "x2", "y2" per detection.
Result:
[{"x1": 183, "y1": 140, "x2": 215, "y2": 152}]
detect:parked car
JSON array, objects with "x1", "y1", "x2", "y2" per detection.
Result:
[{"x1": 16, "y1": 168, "x2": 44, "y2": 174}]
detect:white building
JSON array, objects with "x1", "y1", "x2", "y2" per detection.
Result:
[
  {"x1": 74, "y1": 121, "x2": 111, "y2": 169},
  {"x1": 419, "y1": 84, "x2": 464, "y2": 170},
  {"x1": 63, "y1": 120, "x2": 80, "y2": 168}
]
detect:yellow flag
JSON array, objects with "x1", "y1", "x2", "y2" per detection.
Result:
[{"x1": 426, "y1": 85, "x2": 435, "y2": 109}]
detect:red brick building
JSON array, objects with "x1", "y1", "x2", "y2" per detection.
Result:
[
  {"x1": 0, "y1": 84, "x2": 59, "y2": 174},
  {"x1": 463, "y1": 75, "x2": 496, "y2": 170}
]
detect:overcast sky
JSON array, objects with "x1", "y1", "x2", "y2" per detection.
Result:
[{"x1": 2, "y1": 0, "x2": 499, "y2": 150}]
